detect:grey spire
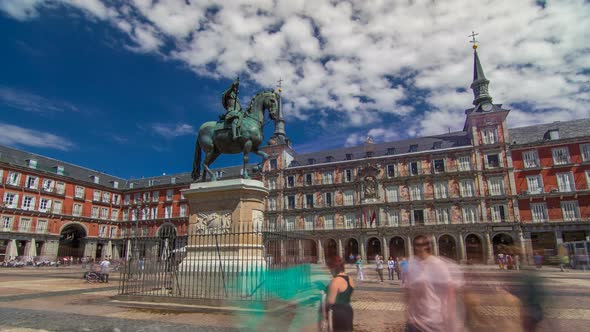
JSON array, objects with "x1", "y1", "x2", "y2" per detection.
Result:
[{"x1": 470, "y1": 49, "x2": 493, "y2": 106}]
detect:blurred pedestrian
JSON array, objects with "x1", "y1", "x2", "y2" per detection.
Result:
[
  {"x1": 520, "y1": 267, "x2": 546, "y2": 332},
  {"x1": 81, "y1": 256, "x2": 87, "y2": 269},
  {"x1": 498, "y1": 253, "x2": 505, "y2": 270},
  {"x1": 355, "y1": 255, "x2": 364, "y2": 281},
  {"x1": 404, "y1": 235, "x2": 463, "y2": 332},
  {"x1": 533, "y1": 253, "x2": 543, "y2": 268},
  {"x1": 395, "y1": 257, "x2": 402, "y2": 280},
  {"x1": 375, "y1": 255, "x2": 384, "y2": 283},
  {"x1": 325, "y1": 256, "x2": 355, "y2": 332},
  {"x1": 400, "y1": 257, "x2": 409, "y2": 286},
  {"x1": 388, "y1": 256, "x2": 396, "y2": 280},
  {"x1": 99, "y1": 257, "x2": 111, "y2": 283},
  {"x1": 506, "y1": 254, "x2": 514, "y2": 270},
  {"x1": 560, "y1": 255, "x2": 569, "y2": 272},
  {"x1": 515, "y1": 254, "x2": 521, "y2": 270}
]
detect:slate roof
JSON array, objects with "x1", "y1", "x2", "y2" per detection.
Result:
[
  {"x1": 290, "y1": 131, "x2": 471, "y2": 167},
  {"x1": 509, "y1": 118, "x2": 590, "y2": 145}
]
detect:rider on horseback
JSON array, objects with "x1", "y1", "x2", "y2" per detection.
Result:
[{"x1": 220, "y1": 77, "x2": 243, "y2": 141}]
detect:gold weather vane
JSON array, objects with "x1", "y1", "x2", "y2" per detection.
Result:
[
  {"x1": 469, "y1": 31, "x2": 479, "y2": 49},
  {"x1": 277, "y1": 78, "x2": 283, "y2": 93}
]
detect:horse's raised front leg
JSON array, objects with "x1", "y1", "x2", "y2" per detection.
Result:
[
  {"x1": 252, "y1": 149, "x2": 269, "y2": 173},
  {"x1": 202, "y1": 150, "x2": 221, "y2": 182},
  {"x1": 242, "y1": 140, "x2": 252, "y2": 179}
]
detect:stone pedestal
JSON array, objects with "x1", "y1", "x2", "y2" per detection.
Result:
[{"x1": 175, "y1": 179, "x2": 269, "y2": 299}]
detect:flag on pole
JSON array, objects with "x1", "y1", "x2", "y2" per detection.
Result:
[
  {"x1": 370, "y1": 209, "x2": 377, "y2": 226},
  {"x1": 362, "y1": 207, "x2": 367, "y2": 226}
]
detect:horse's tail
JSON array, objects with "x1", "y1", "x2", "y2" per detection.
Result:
[{"x1": 191, "y1": 137, "x2": 202, "y2": 181}]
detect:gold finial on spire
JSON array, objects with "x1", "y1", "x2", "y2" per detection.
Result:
[
  {"x1": 277, "y1": 78, "x2": 283, "y2": 93},
  {"x1": 469, "y1": 31, "x2": 479, "y2": 49}
]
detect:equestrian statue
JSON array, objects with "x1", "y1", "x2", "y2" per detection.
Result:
[{"x1": 191, "y1": 78, "x2": 279, "y2": 182}]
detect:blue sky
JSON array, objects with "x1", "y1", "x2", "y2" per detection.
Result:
[{"x1": 0, "y1": 1, "x2": 588, "y2": 179}]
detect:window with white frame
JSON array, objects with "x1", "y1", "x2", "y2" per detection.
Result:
[
  {"x1": 165, "y1": 205, "x2": 172, "y2": 218},
  {"x1": 25, "y1": 176, "x2": 38, "y2": 189},
  {"x1": 409, "y1": 184, "x2": 423, "y2": 200},
  {"x1": 286, "y1": 175, "x2": 295, "y2": 188},
  {"x1": 481, "y1": 127, "x2": 498, "y2": 144},
  {"x1": 409, "y1": 161, "x2": 421, "y2": 175},
  {"x1": 586, "y1": 170, "x2": 590, "y2": 189},
  {"x1": 122, "y1": 209, "x2": 129, "y2": 221},
  {"x1": 581, "y1": 144, "x2": 590, "y2": 162},
  {"x1": 556, "y1": 172, "x2": 575, "y2": 192},
  {"x1": 56, "y1": 182, "x2": 65, "y2": 195},
  {"x1": 561, "y1": 201, "x2": 579, "y2": 221},
  {"x1": 324, "y1": 215, "x2": 334, "y2": 229},
  {"x1": 267, "y1": 178, "x2": 277, "y2": 190},
  {"x1": 458, "y1": 156, "x2": 472, "y2": 171},
  {"x1": 112, "y1": 194, "x2": 120, "y2": 205},
  {"x1": 152, "y1": 191, "x2": 159, "y2": 202},
  {"x1": 268, "y1": 197, "x2": 277, "y2": 211},
  {"x1": 285, "y1": 216, "x2": 295, "y2": 230},
  {"x1": 73, "y1": 204, "x2": 82, "y2": 216},
  {"x1": 485, "y1": 153, "x2": 501, "y2": 168},
  {"x1": 150, "y1": 206, "x2": 157, "y2": 219},
  {"x1": 142, "y1": 192, "x2": 150, "y2": 202},
  {"x1": 75, "y1": 186, "x2": 85, "y2": 199},
  {"x1": 343, "y1": 190, "x2": 354, "y2": 206},
  {"x1": 110, "y1": 226, "x2": 118, "y2": 238},
  {"x1": 322, "y1": 171, "x2": 334, "y2": 184},
  {"x1": 111, "y1": 209, "x2": 119, "y2": 221},
  {"x1": 2, "y1": 216, "x2": 13, "y2": 231},
  {"x1": 488, "y1": 177, "x2": 505, "y2": 196},
  {"x1": 434, "y1": 181, "x2": 448, "y2": 199},
  {"x1": 523, "y1": 150, "x2": 540, "y2": 168},
  {"x1": 180, "y1": 204, "x2": 187, "y2": 217},
  {"x1": 7, "y1": 171, "x2": 21, "y2": 186},
  {"x1": 91, "y1": 206, "x2": 99, "y2": 218},
  {"x1": 133, "y1": 193, "x2": 140, "y2": 204},
  {"x1": 93, "y1": 190, "x2": 101, "y2": 201},
  {"x1": 0, "y1": 169, "x2": 3, "y2": 184},
  {"x1": 344, "y1": 169, "x2": 353, "y2": 182},
  {"x1": 42, "y1": 179, "x2": 54, "y2": 192},
  {"x1": 386, "y1": 164, "x2": 397, "y2": 178},
  {"x1": 166, "y1": 189, "x2": 173, "y2": 201},
  {"x1": 286, "y1": 196, "x2": 295, "y2": 209},
  {"x1": 120, "y1": 228, "x2": 127, "y2": 237},
  {"x1": 552, "y1": 147, "x2": 570, "y2": 165},
  {"x1": 52, "y1": 200, "x2": 62, "y2": 214},
  {"x1": 432, "y1": 159, "x2": 445, "y2": 173},
  {"x1": 19, "y1": 218, "x2": 31, "y2": 232},
  {"x1": 490, "y1": 204, "x2": 508, "y2": 222},
  {"x1": 124, "y1": 194, "x2": 130, "y2": 205},
  {"x1": 36, "y1": 219, "x2": 47, "y2": 233},
  {"x1": 526, "y1": 175, "x2": 543, "y2": 194},
  {"x1": 141, "y1": 207, "x2": 149, "y2": 220},
  {"x1": 324, "y1": 192, "x2": 333, "y2": 207},
  {"x1": 411, "y1": 209, "x2": 425, "y2": 225},
  {"x1": 99, "y1": 225, "x2": 107, "y2": 237},
  {"x1": 305, "y1": 194, "x2": 314, "y2": 208},
  {"x1": 385, "y1": 185, "x2": 399, "y2": 202},
  {"x1": 462, "y1": 206, "x2": 477, "y2": 223},
  {"x1": 3, "y1": 192, "x2": 18, "y2": 208},
  {"x1": 459, "y1": 180, "x2": 475, "y2": 197},
  {"x1": 436, "y1": 207, "x2": 450, "y2": 224},
  {"x1": 38, "y1": 198, "x2": 51, "y2": 212},
  {"x1": 304, "y1": 215, "x2": 314, "y2": 230},
  {"x1": 531, "y1": 203, "x2": 548, "y2": 222},
  {"x1": 21, "y1": 196, "x2": 35, "y2": 210},
  {"x1": 102, "y1": 192, "x2": 110, "y2": 203},
  {"x1": 387, "y1": 209, "x2": 400, "y2": 226},
  {"x1": 344, "y1": 213, "x2": 355, "y2": 229},
  {"x1": 131, "y1": 209, "x2": 137, "y2": 221}
]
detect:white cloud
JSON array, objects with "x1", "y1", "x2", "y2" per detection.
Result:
[
  {"x1": 345, "y1": 127, "x2": 400, "y2": 147},
  {"x1": 2, "y1": 0, "x2": 589, "y2": 136},
  {"x1": 0, "y1": 123, "x2": 75, "y2": 151},
  {"x1": 0, "y1": 87, "x2": 78, "y2": 113},
  {"x1": 151, "y1": 123, "x2": 195, "y2": 139}
]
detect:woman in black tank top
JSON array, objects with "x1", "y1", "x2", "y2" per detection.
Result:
[{"x1": 326, "y1": 256, "x2": 355, "y2": 331}]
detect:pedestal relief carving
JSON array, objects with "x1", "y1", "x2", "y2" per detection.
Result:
[{"x1": 193, "y1": 210, "x2": 232, "y2": 234}]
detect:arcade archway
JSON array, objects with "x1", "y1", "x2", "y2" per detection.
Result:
[
  {"x1": 345, "y1": 238, "x2": 359, "y2": 260},
  {"x1": 58, "y1": 223, "x2": 87, "y2": 258},
  {"x1": 324, "y1": 239, "x2": 338, "y2": 261},
  {"x1": 367, "y1": 237, "x2": 382, "y2": 260},
  {"x1": 389, "y1": 236, "x2": 406, "y2": 259},
  {"x1": 492, "y1": 233, "x2": 515, "y2": 257},
  {"x1": 302, "y1": 239, "x2": 318, "y2": 263},
  {"x1": 465, "y1": 234, "x2": 484, "y2": 264},
  {"x1": 438, "y1": 235, "x2": 457, "y2": 261}
]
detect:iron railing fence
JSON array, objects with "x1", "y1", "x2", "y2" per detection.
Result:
[{"x1": 118, "y1": 226, "x2": 316, "y2": 304}]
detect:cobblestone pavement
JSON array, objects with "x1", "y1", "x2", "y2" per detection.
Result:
[{"x1": 1, "y1": 266, "x2": 590, "y2": 331}]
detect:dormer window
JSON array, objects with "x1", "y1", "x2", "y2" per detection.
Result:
[
  {"x1": 216, "y1": 170, "x2": 224, "y2": 178},
  {"x1": 55, "y1": 165, "x2": 65, "y2": 175},
  {"x1": 345, "y1": 153, "x2": 353, "y2": 160},
  {"x1": 27, "y1": 159, "x2": 37, "y2": 169},
  {"x1": 307, "y1": 158, "x2": 316, "y2": 165},
  {"x1": 129, "y1": 182, "x2": 134, "y2": 189},
  {"x1": 90, "y1": 175, "x2": 100, "y2": 184},
  {"x1": 147, "y1": 179, "x2": 155, "y2": 187},
  {"x1": 432, "y1": 142, "x2": 442, "y2": 150},
  {"x1": 111, "y1": 181, "x2": 119, "y2": 189},
  {"x1": 366, "y1": 151, "x2": 374, "y2": 158},
  {"x1": 171, "y1": 177, "x2": 177, "y2": 184},
  {"x1": 409, "y1": 144, "x2": 418, "y2": 152},
  {"x1": 387, "y1": 148, "x2": 396, "y2": 155},
  {"x1": 325, "y1": 156, "x2": 334, "y2": 163},
  {"x1": 545, "y1": 129, "x2": 560, "y2": 140}
]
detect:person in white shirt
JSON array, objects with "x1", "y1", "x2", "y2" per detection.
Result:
[
  {"x1": 99, "y1": 258, "x2": 111, "y2": 283},
  {"x1": 404, "y1": 235, "x2": 464, "y2": 332}
]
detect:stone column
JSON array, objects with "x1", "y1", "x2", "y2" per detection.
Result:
[
  {"x1": 359, "y1": 237, "x2": 366, "y2": 261},
  {"x1": 84, "y1": 240, "x2": 97, "y2": 259},
  {"x1": 337, "y1": 238, "x2": 344, "y2": 259},
  {"x1": 519, "y1": 231, "x2": 534, "y2": 265},
  {"x1": 407, "y1": 235, "x2": 414, "y2": 259},
  {"x1": 317, "y1": 239, "x2": 325, "y2": 264},
  {"x1": 298, "y1": 239, "x2": 304, "y2": 261},
  {"x1": 458, "y1": 233, "x2": 466, "y2": 263},
  {"x1": 484, "y1": 232, "x2": 495, "y2": 264},
  {"x1": 382, "y1": 236, "x2": 389, "y2": 259},
  {"x1": 431, "y1": 234, "x2": 439, "y2": 256}
]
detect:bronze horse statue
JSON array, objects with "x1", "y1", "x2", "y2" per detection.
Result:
[{"x1": 191, "y1": 90, "x2": 279, "y2": 181}]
